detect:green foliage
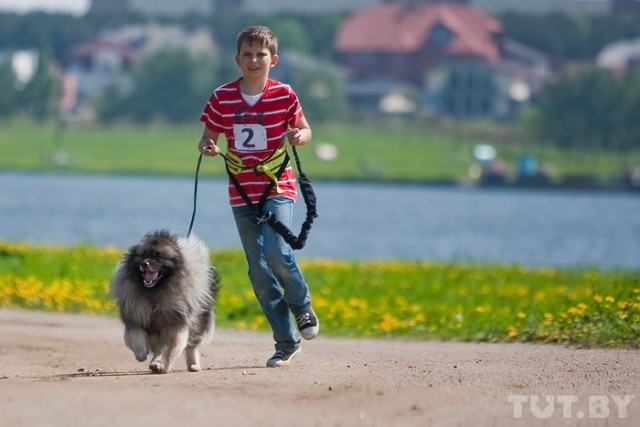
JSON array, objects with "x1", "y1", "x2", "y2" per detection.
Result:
[
  {"x1": 500, "y1": 12, "x2": 640, "y2": 62},
  {"x1": 0, "y1": 52, "x2": 56, "y2": 120},
  {"x1": 268, "y1": 19, "x2": 311, "y2": 54},
  {"x1": 287, "y1": 64, "x2": 349, "y2": 122},
  {"x1": 0, "y1": 63, "x2": 19, "y2": 116},
  {"x1": 2, "y1": 118, "x2": 640, "y2": 181},
  {"x1": 19, "y1": 51, "x2": 57, "y2": 119},
  {"x1": 208, "y1": 13, "x2": 345, "y2": 60},
  {"x1": 530, "y1": 68, "x2": 640, "y2": 152},
  {"x1": 1, "y1": 241, "x2": 638, "y2": 347},
  {"x1": 132, "y1": 49, "x2": 204, "y2": 123},
  {"x1": 0, "y1": 12, "x2": 98, "y2": 59},
  {"x1": 95, "y1": 49, "x2": 216, "y2": 124}
]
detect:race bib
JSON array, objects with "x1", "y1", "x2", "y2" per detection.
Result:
[{"x1": 233, "y1": 124, "x2": 267, "y2": 151}]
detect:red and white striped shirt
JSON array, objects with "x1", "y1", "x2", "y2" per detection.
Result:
[{"x1": 200, "y1": 78, "x2": 304, "y2": 207}]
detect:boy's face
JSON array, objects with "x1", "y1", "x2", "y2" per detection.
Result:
[{"x1": 235, "y1": 41, "x2": 278, "y2": 79}]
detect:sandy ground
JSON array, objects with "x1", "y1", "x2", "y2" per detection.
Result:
[{"x1": 0, "y1": 308, "x2": 638, "y2": 427}]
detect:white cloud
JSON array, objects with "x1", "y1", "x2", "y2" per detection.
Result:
[{"x1": 0, "y1": 0, "x2": 90, "y2": 16}]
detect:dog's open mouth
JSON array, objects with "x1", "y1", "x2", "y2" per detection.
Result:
[{"x1": 141, "y1": 269, "x2": 163, "y2": 288}]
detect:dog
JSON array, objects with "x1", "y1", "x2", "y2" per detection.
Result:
[{"x1": 109, "y1": 230, "x2": 219, "y2": 374}]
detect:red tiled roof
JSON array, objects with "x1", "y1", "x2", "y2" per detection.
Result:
[{"x1": 334, "y1": 2, "x2": 501, "y2": 61}]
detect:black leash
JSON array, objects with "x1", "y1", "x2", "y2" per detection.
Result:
[{"x1": 186, "y1": 153, "x2": 203, "y2": 238}]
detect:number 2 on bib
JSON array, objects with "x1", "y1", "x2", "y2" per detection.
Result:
[{"x1": 233, "y1": 124, "x2": 267, "y2": 151}]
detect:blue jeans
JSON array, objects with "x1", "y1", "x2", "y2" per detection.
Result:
[{"x1": 232, "y1": 197, "x2": 311, "y2": 353}]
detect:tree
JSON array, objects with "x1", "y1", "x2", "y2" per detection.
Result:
[
  {"x1": 20, "y1": 51, "x2": 57, "y2": 119},
  {"x1": 290, "y1": 65, "x2": 348, "y2": 123},
  {"x1": 0, "y1": 62, "x2": 19, "y2": 117},
  {"x1": 132, "y1": 49, "x2": 199, "y2": 122},
  {"x1": 528, "y1": 68, "x2": 640, "y2": 153},
  {"x1": 96, "y1": 49, "x2": 215, "y2": 123},
  {"x1": 268, "y1": 19, "x2": 310, "y2": 54},
  {"x1": 500, "y1": 12, "x2": 640, "y2": 63}
]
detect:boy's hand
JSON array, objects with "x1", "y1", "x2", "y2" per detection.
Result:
[
  {"x1": 199, "y1": 139, "x2": 220, "y2": 156},
  {"x1": 286, "y1": 128, "x2": 303, "y2": 146}
]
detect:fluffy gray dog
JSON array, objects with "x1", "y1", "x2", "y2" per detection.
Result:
[{"x1": 110, "y1": 230, "x2": 219, "y2": 374}]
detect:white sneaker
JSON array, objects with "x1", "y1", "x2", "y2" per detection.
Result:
[{"x1": 296, "y1": 308, "x2": 319, "y2": 340}]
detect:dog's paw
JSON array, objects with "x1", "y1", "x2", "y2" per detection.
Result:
[
  {"x1": 188, "y1": 363, "x2": 201, "y2": 372},
  {"x1": 149, "y1": 360, "x2": 168, "y2": 374},
  {"x1": 134, "y1": 350, "x2": 148, "y2": 362},
  {"x1": 125, "y1": 328, "x2": 149, "y2": 362}
]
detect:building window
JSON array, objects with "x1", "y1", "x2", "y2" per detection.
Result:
[
  {"x1": 350, "y1": 52, "x2": 376, "y2": 66},
  {"x1": 429, "y1": 23, "x2": 452, "y2": 46},
  {"x1": 443, "y1": 62, "x2": 495, "y2": 118}
]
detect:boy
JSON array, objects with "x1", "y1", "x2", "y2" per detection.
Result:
[{"x1": 198, "y1": 26, "x2": 319, "y2": 367}]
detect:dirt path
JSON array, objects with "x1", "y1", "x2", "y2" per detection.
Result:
[{"x1": 0, "y1": 308, "x2": 638, "y2": 426}]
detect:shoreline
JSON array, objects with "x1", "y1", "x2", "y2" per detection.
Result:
[{"x1": 2, "y1": 167, "x2": 639, "y2": 194}]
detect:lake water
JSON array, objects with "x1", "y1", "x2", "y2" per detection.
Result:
[{"x1": 1, "y1": 171, "x2": 639, "y2": 270}]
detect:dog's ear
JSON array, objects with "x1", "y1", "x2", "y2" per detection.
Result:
[{"x1": 128, "y1": 243, "x2": 139, "y2": 255}]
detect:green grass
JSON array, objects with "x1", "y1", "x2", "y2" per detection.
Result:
[
  {"x1": 1, "y1": 241, "x2": 638, "y2": 348},
  {"x1": 2, "y1": 118, "x2": 639, "y2": 347},
  {"x1": 1, "y1": 117, "x2": 639, "y2": 182}
]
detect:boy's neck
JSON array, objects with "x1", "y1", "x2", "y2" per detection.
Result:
[{"x1": 239, "y1": 77, "x2": 268, "y2": 96}]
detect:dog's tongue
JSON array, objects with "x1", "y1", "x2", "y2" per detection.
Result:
[{"x1": 143, "y1": 271, "x2": 161, "y2": 287}]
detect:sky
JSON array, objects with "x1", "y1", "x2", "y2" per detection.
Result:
[
  {"x1": 0, "y1": 0, "x2": 616, "y2": 16},
  {"x1": 0, "y1": 0, "x2": 90, "y2": 16}
]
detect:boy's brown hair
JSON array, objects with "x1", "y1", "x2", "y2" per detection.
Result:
[{"x1": 236, "y1": 26, "x2": 278, "y2": 56}]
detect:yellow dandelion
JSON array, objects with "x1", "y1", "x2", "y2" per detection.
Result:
[
  {"x1": 377, "y1": 313, "x2": 402, "y2": 333},
  {"x1": 348, "y1": 298, "x2": 367, "y2": 310},
  {"x1": 475, "y1": 305, "x2": 491, "y2": 314},
  {"x1": 235, "y1": 321, "x2": 247, "y2": 330},
  {"x1": 480, "y1": 284, "x2": 492, "y2": 295},
  {"x1": 617, "y1": 301, "x2": 630, "y2": 310},
  {"x1": 414, "y1": 312, "x2": 426, "y2": 323}
]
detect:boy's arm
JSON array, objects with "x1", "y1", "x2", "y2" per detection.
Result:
[
  {"x1": 287, "y1": 116, "x2": 312, "y2": 147},
  {"x1": 199, "y1": 127, "x2": 221, "y2": 157}
]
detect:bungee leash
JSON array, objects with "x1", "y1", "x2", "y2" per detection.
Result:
[
  {"x1": 186, "y1": 143, "x2": 318, "y2": 250},
  {"x1": 220, "y1": 143, "x2": 318, "y2": 250}
]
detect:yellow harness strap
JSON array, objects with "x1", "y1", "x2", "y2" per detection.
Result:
[{"x1": 224, "y1": 145, "x2": 289, "y2": 194}]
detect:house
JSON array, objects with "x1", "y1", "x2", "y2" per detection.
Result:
[
  {"x1": 596, "y1": 36, "x2": 640, "y2": 75},
  {"x1": 334, "y1": 1, "x2": 551, "y2": 119},
  {"x1": 98, "y1": 24, "x2": 216, "y2": 58},
  {"x1": 60, "y1": 24, "x2": 216, "y2": 119},
  {"x1": 91, "y1": 0, "x2": 213, "y2": 16},
  {"x1": 233, "y1": 0, "x2": 378, "y2": 14},
  {"x1": 90, "y1": 0, "x2": 379, "y2": 16},
  {"x1": 62, "y1": 40, "x2": 138, "y2": 113}
]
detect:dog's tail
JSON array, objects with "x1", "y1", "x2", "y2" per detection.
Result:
[{"x1": 209, "y1": 267, "x2": 221, "y2": 307}]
